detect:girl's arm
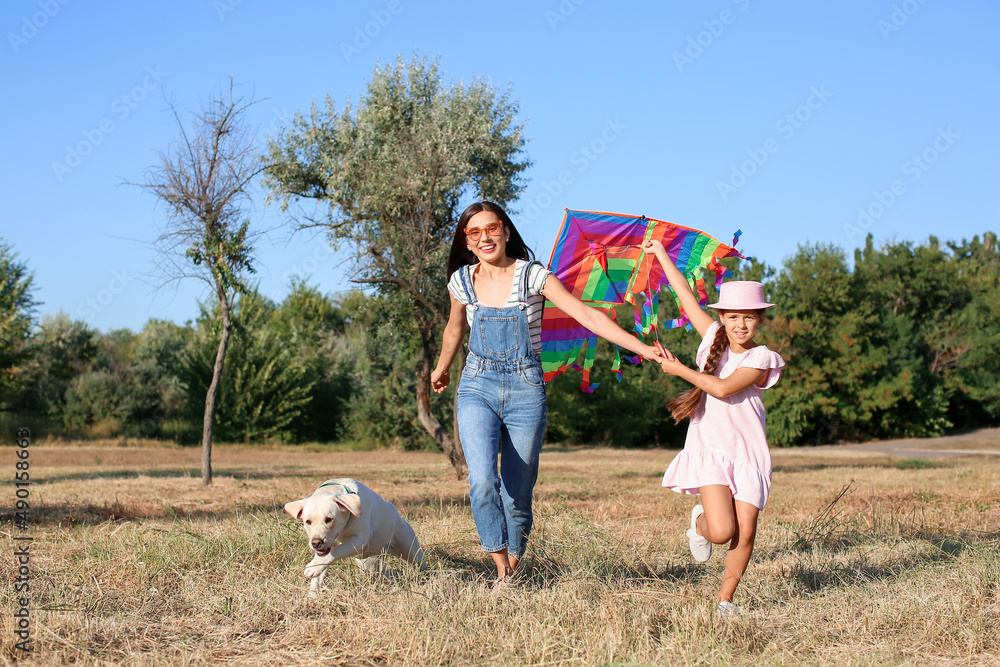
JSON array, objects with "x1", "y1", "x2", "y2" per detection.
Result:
[
  {"x1": 658, "y1": 357, "x2": 766, "y2": 397},
  {"x1": 431, "y1": 295, "x2": 468, "y2": 393},
  {"x1": 542, "y1": 274, "x2": 669, "y2": 361},
  {"x1": 641, "y1": 240, "x2": 716, "y2": 338}
]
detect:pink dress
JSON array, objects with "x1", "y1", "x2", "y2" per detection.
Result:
[{"x1": 662, "y1": 321, "x2": 785, "y2": 509}]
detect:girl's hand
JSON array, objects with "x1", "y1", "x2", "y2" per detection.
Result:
[
  {"x1": 652, "y1": 340, "x2": 676, "y2": 362},
  {"x1": 430, "y1": 367, "x2": 450, "y2": 393},
  {"x1": 641, "y1": 239, "x2": 664, "y2": 255},
  {"x1": 658, "y1": 356, "x2": 687, "y2": 376}
]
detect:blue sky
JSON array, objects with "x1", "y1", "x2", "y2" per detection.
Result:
[{"x1": 3, "y1": 0, "x2": 997, "y2": 332}]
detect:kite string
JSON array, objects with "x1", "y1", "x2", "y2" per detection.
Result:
[
  {"x1": 584, "y1": 237, "x2": 669, "y2": 355},
  {"x1": 643, "y1": 248, "x2": 668, "y2": 358}
]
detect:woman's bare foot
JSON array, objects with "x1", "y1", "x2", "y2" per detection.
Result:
[{"x1": 489, "y1": 549, "x2": 514, "y2": 582}]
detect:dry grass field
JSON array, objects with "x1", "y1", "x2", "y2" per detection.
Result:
[{"x1": 2, "y1": 437, "x2": 999, "y2": 666}]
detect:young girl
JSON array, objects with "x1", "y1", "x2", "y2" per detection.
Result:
[
  {"x1": 432, "y1": 202, "x2": 663, "y2": 585},
  {"x1": 641, "y1": 239, "x2": 785, "y2": 617}
]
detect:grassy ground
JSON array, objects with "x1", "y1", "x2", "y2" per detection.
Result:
[{"x1": 2, "y1": 440, "x2": 999, "y2": 666}]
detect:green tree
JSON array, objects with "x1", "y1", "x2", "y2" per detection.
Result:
[
  {"x1": 264, "y1": 54, "x2": 530, "y2": 476},
  {"x1": 335, "y1": 291, "x2": 454, "y2": 449},
  {"x1": 130, "y1": 319, "x2": 191, "y2": 436},
  {"x1": 25, "y1": 313, "x2": 99, "y2": 422},
  {"x1": 270, "y1": 279, "x2": 354, "y2": 442},
  {"x1": 63, "y1": 369, "x2": 120, "y2": 434},
  {"x1": 37, "y1": 324, "x2": 180, "y2": 439},
  {"x1": 0, "y1": 238, "x2": 39, "y2": 410},
  {"x1": 181, "y1": 290, "x2": 314, "y2": 443},
  {"x1": 764, "y1": 243, "x2": 892, "y2": 444},
  {"x1": 765, "y1": 234, "x2": 999, "y2": 446},
  {"x1": 137, "y1": 82, "x2": 266, "y2": 484},
  {"x1": 941, "y1": 232, "x2": 1000, "y2": 424},
  {"x1": 851, "y1": 236, "x2": 958, "y2": 437}
]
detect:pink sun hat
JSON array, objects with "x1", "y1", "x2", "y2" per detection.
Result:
[{"x1": 707, "y1": 281, "x2": 775, "y2": 310}]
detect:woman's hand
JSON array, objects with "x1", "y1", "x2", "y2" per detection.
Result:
[
  {"x1": 433, "y1": 295, "x2": 468, "y2": 394},
  {"x1": 431, "y1": 367, "x2": 450, "y2": 393},
  {"x1": 635, "y1": 344, "x2": 663, "y2": 362},
  {"x1": 637, "y1": 342, "x2": 675, "y2": 363}
]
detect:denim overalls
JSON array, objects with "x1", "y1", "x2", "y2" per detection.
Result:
[{"x1": 455, "y1": 260, "x2": 547, "y2": 559}]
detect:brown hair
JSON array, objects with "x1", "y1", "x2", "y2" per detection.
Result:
[{"x1": 666, "y1": 310, "x2": 767, "y2": 423}]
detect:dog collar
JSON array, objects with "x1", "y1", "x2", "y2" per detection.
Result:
[
  {"x1": 316, "y1": 480, "x2": 355, "y2": 529},
  {"x1": 317, "y1": 480, "x2": 353, "y2": 494}
]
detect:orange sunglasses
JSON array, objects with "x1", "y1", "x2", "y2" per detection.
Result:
[{"x1": 464, "y1": 221, "x2": 504, "y2": 241}]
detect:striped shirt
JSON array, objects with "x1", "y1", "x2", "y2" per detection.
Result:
[{"x1": 447, "y1": 259, "x2": 551, "y2": 354}]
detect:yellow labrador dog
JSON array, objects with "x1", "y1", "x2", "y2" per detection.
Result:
[{"x1": 284, "y1": 479, "x2": 428, "y2": 596}]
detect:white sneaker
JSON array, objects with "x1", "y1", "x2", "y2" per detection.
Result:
[
  {"x1": 717, "y1": 600, "x2": 743, "y2": 619},
  {"x1": 686, "y1": 504, "x2": 712, "y2": 562}
]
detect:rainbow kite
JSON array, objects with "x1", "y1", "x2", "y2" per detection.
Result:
[{"x1": 541, "y1": 208, "x2": 745, "y2": 392}]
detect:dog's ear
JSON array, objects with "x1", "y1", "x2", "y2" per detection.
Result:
[
  {"x1": 333, "y1": 493, "x2": 363, "y2": 517},
  {"x1": 284, "y1": 498, "x2": 307, "y2": 519}
]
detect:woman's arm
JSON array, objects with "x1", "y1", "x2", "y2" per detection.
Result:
[
  {"x1": 431, "y1": 295, "x2": 468, "y2": 393},
  {"x1": 658, "y1": 357, "x2": 765, "y2": 398},
  {"x1": 541, "y1": 274, "x2": 669, "y2": 361},
  {"x1": 641, "y1": 240, "x2": 716, "y2": 338}
]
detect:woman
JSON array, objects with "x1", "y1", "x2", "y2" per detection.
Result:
[{"x1": 431, "y1": 202, "x2": 664, "y2": 584}]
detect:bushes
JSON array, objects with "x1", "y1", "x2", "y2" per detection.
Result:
[
  {"x1": 181, "y1": 291, "x2": 315, "y2": 443},
  {"x1": 11, "y1": 232, "x2": 1000, "y2": 447},
  {"x1": 62, "y1": 370, "x2": 119, "y2": 432},
  {"x1": 764, "y1": 233, "x2": 999, "y2": 445}
]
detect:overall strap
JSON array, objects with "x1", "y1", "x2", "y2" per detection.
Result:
[
  {"x1": 457, "y1": 264, "x2": 478, "y2": 310},
  {"x1": 517, "y1": 260, "x2": 543, "y2": 307}
]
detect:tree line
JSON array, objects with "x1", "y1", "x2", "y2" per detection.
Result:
[
  {"x1": 2, "y1": 55, "x2": 996, "y2": 467},
  {"x1": 2, "y1": 231, "x2": 997, "y2": 449}
]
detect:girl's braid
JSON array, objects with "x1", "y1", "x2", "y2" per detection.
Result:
[{"x1": 667, "y1": 323, "x2": 730, "y2": 423}]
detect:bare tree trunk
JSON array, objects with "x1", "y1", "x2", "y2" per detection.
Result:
[
  {"x1": 201, "y1": 287, "x2": 233, "y2": 486},
  {"x1": 415, "y1": 328, "x2": 467, "y2": 478}
]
